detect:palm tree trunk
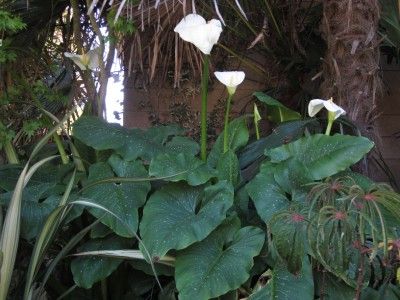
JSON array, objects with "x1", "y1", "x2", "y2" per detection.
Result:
[{"x1": 320, "y1": 0, "x2": 381, "y2": 132}]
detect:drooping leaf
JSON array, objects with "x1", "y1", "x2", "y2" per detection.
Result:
[
  {"x1": 73, "y1": 116, "x2": 185, "y2": 161},
  {"x1": 216, "y1": 150, "x2": 240, "y2": 187},
  {"x1": 246, "y1": 162, "x2": 289, "y2": 223},
  {"x1": 149, "y1": 152, "x2": 215, "y2": 186},
  {"x1": 208, "y1": 117, "x2": 249, "y2": 167},
  {"x1": 249, "y1": 259, "x2": 314, "y2": 300},
  {"x1": 83, "y1": 155, "x2": 150, "y2": 237},
  {"x1": 266, "y1": 134, "x2": 374, "y2": 180},
  {"x1": 254, "y1": 92, "x2": 301, "y2": 123},
  {"x1": 175, "y1": 217, "x2": 265, "y2": 300},
  {"x1": 71, "y1": 236, "x2": 131, "y2": 289},
  {"x1": 140, "y1": 181, "x2": 234, "y2": 259}
]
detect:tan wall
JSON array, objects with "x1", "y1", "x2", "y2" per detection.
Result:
[{"x1": 123, "y1": 65, "x2": 267, "y2": 129}]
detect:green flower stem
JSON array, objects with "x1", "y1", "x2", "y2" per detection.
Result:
[
  {"x1": 200, "y1": 54, "x2": 210, "y2": 161},
  {"x1": 3, "y1": 140, "x2": 19, "y2": 164},
  {"x1": 325, "y1": 121, "x2": 333, "y2": 136},
  {"x1": 325, "y1": 111, "x2": 335, "y2": 136},
  {"x1": 53, "y1": 133, "x2": 69, "y2": 165},
  {"x1": 223, "y1": 93, "x2": 234, "y2": 153},
  {"x1": 254, "y1": 104, "x2": 261, "y2": 140},
  {"x1": 255, "y1": 123, "x2": 260, "y2": 140}
]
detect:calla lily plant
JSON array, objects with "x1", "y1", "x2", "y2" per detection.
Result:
[
  {"x1": 174, "y1": 14, "x2": 223, "y2": 161},
  {"x1": 214, "y1": 71, "x2": 246, "y2": 152},
  {"x1": 64, "y1": 48, "x2": 100, "y2": 71},
  {"x1": 174, "y1": 14, "x2": 223, "y2": 55},
  {"x1": 214, "y1": 71, "x2": 245, "y2": 96},
  {"x1": 308, "y1": 98, "x2": 346, "y2": 135}
]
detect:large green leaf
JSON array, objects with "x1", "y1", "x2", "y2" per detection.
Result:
[
  {"x1": 165, "y1": 136, "x2": 199, "y2": 156},
  {"x1": 140, "y1": 181, "x2": 234, "y2": 259},
  {"x1": 1, "y1": 183, "x2": 83, "y2": 240},
  {"x1": 0, "y1": 182, "x2": 60, "y2": 240},
  {"x1": 83, "y1": 154, "x2": 150, "y2": 237},
  {"x1": 149, "y1": 152, "x2": 215, "y2": 186},
  {"x1": 246, "y1": 162, "x2": 289, "y2": 223},
  {"x1": 249, "y1": 259, "x2": 314, "y2": 300},
  {"x1": 73, "y1": 116, "x2": 185, "y2": 161},
  {"x1": 266, "y1": 134, "x2": 374, "y2": 180},
  {"x1": 254, "y1": 92, "x2": 301, "y2": 123},
  {"x1": 71, "y1": 236, "x2": 131, "y2": 289},
  {"x1": 208, "y1": 117, "x2": 249, "y2": 167},
  {"x1": 20, "y1": 194, "x2": 60, "y2": 240},
  {"x1": 0, "y1": 163, "x2": 72, "y2": 192},
  {"x1": 216, "y1": 150, "x2": 240, "y2": 187},
  {"x1": 175, "y1": 217, "x2": 265, "y2": 300},
  {"x1": 270, "y1": 159, "x2": 309, "y2": 193}
]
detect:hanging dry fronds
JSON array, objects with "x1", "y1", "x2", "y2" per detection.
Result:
[{"x1": 89, "y1": 0, "x2": 253, "y2": 88}]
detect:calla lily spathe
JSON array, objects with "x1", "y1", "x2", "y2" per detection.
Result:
[
  {"x1": 214, "y1": 71, "x2": 245, "y2": 95},
  {"x1": 64, "y1": 48, "x2": 100, "y2": 71},
  {"x1": 308, "y1": 98, "x2": 346, "y2": 120},
  {"x1": 174, "y1": 14, "x2": 222, "y2": 55}
]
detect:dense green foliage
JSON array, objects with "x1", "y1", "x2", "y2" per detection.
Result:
[
  {"x1": 1, "y1": 93, "x2": 399, "y2": 299},
  {"x1": 0, "y1": 1, "x2": 399, "y2": 299}
]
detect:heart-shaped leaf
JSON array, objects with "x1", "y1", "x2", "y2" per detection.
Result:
[
  {"x1": 140, "y1": 181, "x2": 234, "y2": 259},
  {"x1": 175, "y1": 217, "x2": 265, "y2": 300},
  {"x1": 83, "y1": 155, "x2": 150, "y2": 237},
  {"x1": 149, "y1": 152, "x2": 215, "y2": 186},
  {"x1": 266, "y1": 134, "x2": 374, "y2": 180}
]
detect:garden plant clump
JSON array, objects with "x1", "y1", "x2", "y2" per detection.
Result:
[{"x1": 0, "y1": 1, "x2": 399, "y2": 300}]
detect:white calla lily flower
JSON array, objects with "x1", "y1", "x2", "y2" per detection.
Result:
[
  {"x1": 308, "y1": 98, "x2": 346, "y2": 120},
  {"x1": 214, "y1": 71, "x2": 246, "y2": 95},
  {"x1": 64, "y1": 48, "x2": 100, "y2": 71},
  {"x1": 174, "y1": 14, "x2": 222, "y2": 55}
]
